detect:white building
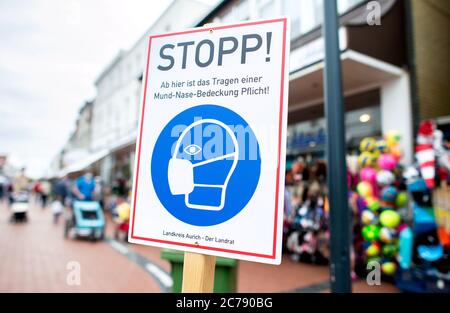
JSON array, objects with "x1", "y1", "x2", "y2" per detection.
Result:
[
  {"x1": 56, "y1": 100, "x2": 98, "y2": 178},
  {"x1": 77, "y1": 0, "x2": 213, "y2": 184}
]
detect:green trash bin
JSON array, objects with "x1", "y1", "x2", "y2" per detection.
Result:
[{"x1": 161, "y1": 248, "x2": 237, "y2": 292}]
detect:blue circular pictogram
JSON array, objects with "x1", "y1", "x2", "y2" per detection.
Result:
[{"x1": 151, "y1": 104, "x2": 261, "y2": 226}]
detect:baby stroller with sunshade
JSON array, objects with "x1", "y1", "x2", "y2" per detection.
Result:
[
  {"x1": 10, "y1": 191, "x2": 30, "y2": 223},
  {"x1": 64, "y1": 200, "x2": 105, "y2": 241}
]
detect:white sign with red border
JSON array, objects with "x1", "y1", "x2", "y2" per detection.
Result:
[{"x1": 129, "y1": 18, "x2": 290, "y2": 264}]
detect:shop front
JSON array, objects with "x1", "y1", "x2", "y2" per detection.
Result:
[
  {"x1": 287, "y1": 90, "x2": 382, "y2": 163},
  {"x1": 285, "y1": 0, "x2": 413, "y2": 164}
]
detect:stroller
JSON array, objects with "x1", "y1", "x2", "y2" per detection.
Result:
[
  {"x1": 64, "y1": 200, "x2": 105, "y2": 241},
  {"x1": 10, "y1": 191, "x2": 30, "y2": 223}
]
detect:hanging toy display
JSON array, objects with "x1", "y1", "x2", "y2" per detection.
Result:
[
  {"x1": 284, "y1": 118, "x2": 449, "y2": 291},
  {"x1": 376, "y1": 170, "x2": 395, "y2": 187},
  {"x1": 378, "y1": 154, "x2": 397, "y2": 171},
  {"x1": 353, "y1": 131, "x2": 407, "y2": 280},
  {"x1": 381, "y1": 186, "x2": 398, "y2": 204},
  {"x1": 358, "y1": 151, "x2": 376, "y2": 168},
  {"x1": 395, "y1": 120, "x2": 450, "y2": 292},
  {"x1": 365, "y1": 196, "x2": 381, "y2": 212},
  {"x1": 357, "y1": 181, "x2": 373, "y2": 198},
  {"x1": 362, "y1": 224, "x2": 381, "y2": 241},
  {"x1": 415, "y1": 121, "x2": 436, "y2": 189}
]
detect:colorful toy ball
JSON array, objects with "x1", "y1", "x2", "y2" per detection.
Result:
[
  {"x1": 380, "y1": 210, "x2": 401, "y2": 229},
  {"x1": 358, "y1": 152, "x2": 375, "y2": 168},
  {"x1": 381, "y1": 262, "x2": 397, "y2": 275},
  {"x1": 395, "y1": 192, "x2": 408, "y2": 208},
  {"x1": 372, "y1": 150, "x2": 381, "y2": 160},
  {"x1": 357, "y1": 181, "x2": 373, "y2": 198},
  {"x1": 403, "y1": 166, "x2": 420, "y2": 183},
  {"x1": 367, "y1": 256, "x2": 382, "y2": 265},
  {"x1": 381, "y1": 186, "x2": 398, "y2": 204},
  {"x1": 385, "y1": 130, "x2": 401, "y2": 147},
  {"x1": 362, "y1": 225, "x2": 380, "y2": 241},
  {"x1": 376, "y1": 140, "x2": 387, "y2": 153},
  {"x1": 379, "y1": 227, "x2": 396, "y2": 243},
  {"x1": 366, "y1": 243, "x2": 381, "y2": 257},
  {"x1": 382, "y1": 244, "x2": 398, "y2": 258},
  {"x1": 390, "y1": 145, "x2": 403, "y2": 161},
  {"x1": 376, "y1": 170, "x2": 395, "y2": 186},
  {"x1": 362, "y1": 210, "x2": 376, "y2": 225},
  {"x1": 365, "y1": 196, "x2": 381, "y2": 211},
  {"x1": 360, "y1": 167, "x2": 377, "y2": 183},
  {"x1": 360, "y1": 137, "x2": 377, "y2": 152},
  {"x1": 377, "y1": 154, "x2": 397, "y2": 171}
]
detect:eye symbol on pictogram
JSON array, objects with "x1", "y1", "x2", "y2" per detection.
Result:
[{"x1": 184, "y1": 144, "x2": 202, "y2": 155}]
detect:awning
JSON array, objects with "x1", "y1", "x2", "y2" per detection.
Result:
[
  {"x1": 56, "y1": 131, "x2": 137, "y2": 178},
  {"x1": 288, "y1": 49, "x2": 404, "y2": 110},
  {"x1": 58, "y1": 149, "x2": 109, "y2": 178},
  {"x1": 108, "y1": 130, "x2": 137, "y2": 153}
]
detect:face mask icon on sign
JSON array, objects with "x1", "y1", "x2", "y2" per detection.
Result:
[{"x1": 168, "y1": 118, "x2": 239, "y2": 211}]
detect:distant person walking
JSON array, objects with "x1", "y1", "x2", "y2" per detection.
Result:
[
  {"x1": 6, "y1": 183, "x2": 14, "y2": 207},
  {"x1": 40, "y1": 180, "x2": 51, "y2": 208},
  {"x1": 53, "y1": 176, "x2": 69, "y2": 205},
  {"x1": 50, "y1": 198, "x2": 64, "y2": 224},
  {"x1": 0, "y1": 176, "x2": 5, "y2": 203},
  {"x1": 13, "y1": 168, "x2": 29, "y2": 192},
  {"x1": 32, "y1": 181, "x2": 42, "y2": 204}
]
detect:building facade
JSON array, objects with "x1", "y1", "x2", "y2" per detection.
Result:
[
  {"x1": 198, "y1": 0, "x2": 415, "y2": 164},
  {"x1": 90, "y1": 0, "x2": 213, "y2": 185},
  {"x1": 57, "y1": 100, "x2": 97, "y2": 176},
  {"x1": 407, "y1": 0, "x2": 449, "y2": 132},
  {"x1": 53, "y1": 0, "x2": 449, "y2": 185}
]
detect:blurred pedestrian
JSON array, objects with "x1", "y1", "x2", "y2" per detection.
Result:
[
  {"x1": 73, "y1": 171, "x2": 96, "y2": 201},
  {"x1": 6, "y1": 183, "x2": 14, "y2": 207},
  {"x1": 0, "y1": 176, "x2": 5, "y2": 203},
  {"x1": 13, "y1": 168, "x2": 29, "y2": 192},
  {"x1": 113, "y1": 195, "x2": 130, "y2": 241},
  {"x1": 40, "y1": 180, "x2": 51, "y2": 208},
  {"x1": 94, "y1": 176, "x2": 103, "y2": 205},
  {"x1": 50, "y1": 196, "x2": 64, "y2": 224},
  {"x1": 32, "y1": 180, "x2": 41, "y2": 204},
  {"x1": 53, "y1": 176, "x2": 69, "y2": 205}
]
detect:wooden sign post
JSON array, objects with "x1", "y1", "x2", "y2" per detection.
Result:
[
  {"x1": 182, "y1": 252, "x2": 216, "y2": 293},
  {"x1": 179, "y1": 23, "x2": 219, "y2": 294}
]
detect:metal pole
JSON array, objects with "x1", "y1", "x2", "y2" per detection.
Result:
[{"x1": 322, "y1": 0, "x2": 352, "y2": 293}]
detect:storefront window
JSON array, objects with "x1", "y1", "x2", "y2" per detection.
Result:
[{"x1": 287, "y1": 105, "x2": 381, "y2": 159}]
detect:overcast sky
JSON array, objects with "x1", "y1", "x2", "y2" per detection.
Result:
[{"x1": 0, "y1": 0, "x2": 218, "y2": 179}]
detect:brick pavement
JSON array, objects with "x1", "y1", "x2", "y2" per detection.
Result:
[
  {"x1": 0, "y1": 200, "x2": 399, "y2": 293},
  {"x1": 0, "y1": 200, "x2": 160, "y2": 292},
  {"x1": 125, "y1": 223, "x2": 399, "y2": 293}
]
